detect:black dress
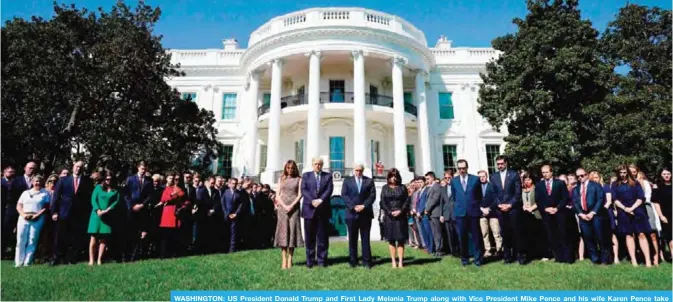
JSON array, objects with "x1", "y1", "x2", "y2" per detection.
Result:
[
  {"x1": 380, "y1": 185, "x2": 409, "y2": 243},
  {"x1": 653, "y1": 183, "x2": 672, "y2": 242}
]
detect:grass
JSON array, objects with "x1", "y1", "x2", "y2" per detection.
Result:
[{"x1": 1, "y1": 241, "x2": 671, "y2": 301}]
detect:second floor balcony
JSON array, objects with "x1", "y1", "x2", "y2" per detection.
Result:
[{"x1": 257, "y1": 92, "x2": 418, "y2": 117}]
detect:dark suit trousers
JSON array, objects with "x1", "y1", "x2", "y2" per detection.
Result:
[
  {"x1": 124, "y1": 211, "x2": 145, "y2": 261},
  {"x1": 224, "y1": 218, "x2": 238, "y2": 253},
  {"x1": 304, "y1": 216, "x2": 329, "y2": 266},
  {"x1": 579, "y1": 215, "x2": 610, "y2": 264},
  {"x1": 2, "y1": 204, "x2": 18, "y2": 254},
  {"x1": 53, "y1": 216, "x2": 88, "y2": 263},
  {"x1": 443, "y1": 220, "x2": 459, "y2": 256},
  {"x1": 455, "y1": 216, "x2": 483, "y2": 263},
  {"x1": 496, "y1": 208, "x2": 524, "y2": 259},
  {"x1": 421, "y1": 216, "x2": 434, "y2": 253},
  {"x1": 430, "y1": 217, "x2": 444, "y2": 254},
  {"x1": 542, "y1": 211, "x2": 570, "y2": 262},
  {"x1": 346, "y1": 216, "x2": 372, "y2": 265},
  {"x1": 194, "y1": 215, "x2": 216, "y2": 254}
]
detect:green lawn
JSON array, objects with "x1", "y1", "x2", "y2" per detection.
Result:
[{"x1": 1, "y1": 241, "x2": 671, "y2": 301}]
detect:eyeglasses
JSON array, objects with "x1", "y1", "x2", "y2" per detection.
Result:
[
  {"x1": 576, "y1": 174, "x2": 586, "y2": 178},
  {"x1": 457, "y1": 167, "x2": 467, "y2": 170}
]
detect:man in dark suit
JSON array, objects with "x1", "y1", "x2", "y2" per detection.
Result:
[
  {"x1": 1, "y1": 165, "x2": 17, "y2": 258},
  {"x1": 490, "y1": 155, "x2": 524, "y2": 264},
  {"x1": 440, "y1": 170, "x2": 458, "y2": 256},
  {"x1": 535, "y1": 164, "x2": 571, "y2": 263},
  {"x1": 181, "y1": 171, "x2": 197, "y2": 255},
  {"x1": 300, "y1": 157, "x2": 334, "y2": 268},
  {"x1": 573, "y1": 167, "x2": 609, "y2": 264},
  {"x1": 341, "y1": 163, "x2": 376, "y2": 268},
  {"x1": 478, "y1": 170, "x2": 501, "y2": 258},
  {"x1": 123, "y1": 161, "x2": 153, "y2": 261},
  {"x1": 195, "y1": 176, "x2": 221, "y2": 254},
  {"x1": 450, "y1": 159, "x2": 484, "y2": 266},
  {"x1": 221, "y1": 177, "x2": 243, "y2": 253},
  {"x1": 423, "y1": 172, "x2": 445, "y2": 257},
  {"x1": 51, "y1": 161, "x2": 93, "y2": 265}
]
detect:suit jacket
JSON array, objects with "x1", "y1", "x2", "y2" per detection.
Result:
[
  {"x1": 183, "y1": 184, "x2": 197, "y2": 205},
  {"x1": 196, "y1": 186, "x2": 221, "y2": 219},
  {"x1": 451, "y1": 174, "x2": 483, "y2": 218},
  {"x1": 534, "y1": 179, "x2": 568, "y2": 210},
  {"x1": 2, "y1": 177, "x2": 13, "y2": 207},
  {"x1": 440, "y1": 184, "x2": 455, "y2": 220},
  {"x1": 423, "y1": 182, "x2": 444, "y2": 218},
  {"x1": 220, "y1": 188, "x2": 243, "y2": 219},
  {"x1": 300, "y1": 171, "x2": 333, "y2": 219},
  {"x1": 341, "y1": 176, "x2": 375, "y2": 219},
  {"x1": 573, "y1": 181, "x2": 605, "y2": 215},
  {"x1": 50, "y1": 175, "x2": 93, "y2": 220},
  {"x1": 479, "y1": 182, "x2": 496, "y2": 211},
  {"x1": 124, "y1": 174, "x2": 153, "y2": 210},
  {"x1": 490, "y1": 169, "x2": 522, "y2": 208},
  {"x1": 417, "y1": 186, "x2": 429, "y2": 214},
  {"x1": 9, "y1": 175, "x2": 32, "y2": 206}
]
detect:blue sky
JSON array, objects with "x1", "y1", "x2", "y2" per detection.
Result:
[{"x1": 2, "y1": 0, "x2": 670, "y2": 49}]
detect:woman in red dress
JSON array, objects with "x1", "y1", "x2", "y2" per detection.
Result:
[{"x1": 156, "y1": 172, "x2": 187, "y2": 258}]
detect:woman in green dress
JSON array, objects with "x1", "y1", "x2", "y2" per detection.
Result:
[{"x1": 87, "y1": 171, "x2": 119, "y2": 265}]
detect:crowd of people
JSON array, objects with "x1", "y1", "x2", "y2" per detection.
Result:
[{"x1": 0, "y1": 155, "x2": 671, "y2": 270}]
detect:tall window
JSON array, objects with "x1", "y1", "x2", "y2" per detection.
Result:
[
  {"x1": 370, "y1": 140, "x2": 380, "y2": 170},
  {"x1": 369, "y1": 85, "x2": 378, "y2": 104},
  {"x1": 222, "y1": 93, "x2": 237, "y2": 120},
  {"x1": 406, "y1": 144, "x2": 416, "y2": 172},
  {"x1": 442, "y1": 145, "x2": 458, "y2": 172},
  {"x1": 259, "y1": 145, "x2": 267, "y2": 173},
  {"x1": 329, "y1": 80, "x2": 345, "y2": 102},
  {"x1": 329, "y1": 137, "x2": 345, "y2": 174},
  {"x1": 438, "y1": 92, "x2": 454, "y2": 119},
  {"x1": 263, "y1": 93, "x2": 271, "y2": 106},
  {"x1": 404, "y1": 92, "x2": 413, "y2": 105},
  {"x1": 181, "y1": 92, "x2": 197, "y2": 102},
  {"x1": 295, "y1": 140, "x2": 304, "y2": 171},
  {"x1": 485, "y1": 144, "x2": 501, "y2": 175},
  {"x1": 217, "y1": 145, "x2": 234, "y2": 178}
]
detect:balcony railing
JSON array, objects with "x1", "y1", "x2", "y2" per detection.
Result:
[{"x1": 257, "y1": 92, "x2": 417, "y2": 116}]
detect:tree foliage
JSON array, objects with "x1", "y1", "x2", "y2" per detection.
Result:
[
  {"x1": 478, "y1": 0, "x2": 671, "y2": 177},
  {"x1": 583, "y1": 4, "x2": 672, "y2": 177},
  {"x1": 1, "y1": 1, "x2": 224, "y2": 176}
]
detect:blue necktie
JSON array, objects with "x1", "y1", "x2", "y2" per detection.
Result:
[
  {"x1": 315, "y1": 173, "x2": 320, "y2": 194},
  {"x1": 356, "y1": 177, "x2": 361, "y2": 193}
]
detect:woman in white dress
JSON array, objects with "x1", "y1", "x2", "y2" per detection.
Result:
[{"x1": 15, "y1": 175, "x2": 50, "y2": 267}]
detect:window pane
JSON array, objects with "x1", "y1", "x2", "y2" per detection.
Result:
[
  {"x1": 404, "y1": 92, "x2": 413, "y2": 105},
  {"x1": 263, "y1": 93, "x2": 271, "y2": 106},
  {"x1": 406, "y1": 145, "x2": 415, "y2": 172},
  {"x1": 485, "y1": 145, "x2": 501, "y2": 175},
  {"x1": 329, "y1": 137, "x2": 345, "y2": 174},
  {"x1": 442, "y1": 145, "x2": 457, "y2": 171},
  {"x1": 181, "y1": 92, "x2": 197, "y2": 102},
  {"x1": 438, "y1": 92, "x2": 454, "y2": 119},
  {"x1": 222, "y1": 93, "x2": 237, "y2": 120},
  {"x1": 259, "y1": 145, "x2": 267, "y2": 173},
  {"x1": 217, "y1": 145, "x2": 234, "y2": 178}
]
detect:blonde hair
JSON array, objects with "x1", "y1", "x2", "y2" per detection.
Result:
[{"x1": 589, "y1": 171, "x2": 603, "y2": 185}]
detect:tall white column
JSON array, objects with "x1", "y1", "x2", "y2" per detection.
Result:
[
  {"x1": 244, "y1": 72, "x2": 260, "y2": 176},
  {"x1": 414, "y1": 70, "x2": 432, "y2": 174},
  {"x1": 391, "y1": 57, "x2": 413, "y2": 182},
  {"x1": 262, "y1": 59, "x2": 283, "y2": 184},
  {"x1": 352, "y1": 50, "x2": 370, "y2": 177},
  {"x1": 304, "y1": 51, "x2": 321, "y2": 171},
  {"x1": 462, "y1": 83, "x2": 480, "y2": 174}
]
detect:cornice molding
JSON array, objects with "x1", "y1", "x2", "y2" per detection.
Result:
[{"x1": 240, "y1": 27, "x2": 435, "y2": 72}]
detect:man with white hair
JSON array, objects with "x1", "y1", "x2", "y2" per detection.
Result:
[
  {"x1": 341, "y1": 163, "x2": 376, "y2": 268},
  {"x1": 300, "y1": 157, "x2": 334, "y2": 268}
]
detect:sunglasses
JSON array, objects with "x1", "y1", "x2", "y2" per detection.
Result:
[
  {"x1": 105, "y1": 178, "x2": 113, "y2": 181},
  {"x1": 457, "y1": 167, "x2": 467, "y2": 170},
  {"x1": 577, "y1": 174, "x2": 586, "y2": 178}
]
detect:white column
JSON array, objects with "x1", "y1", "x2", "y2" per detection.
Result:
[
  {"x1": 352, "y1": 50, "x2": 370, "y2": 177},
  {"x1": 262, "y1": 59, "x2": 283, "y2": 184},
  {"x1": 391, "y1": 57, "x2": 413, "y2": 182},
  {"x1": 414, "y1": 70, "x2": 432, "y2": 174},
  {"x1": 244, "y1": 72, "x2": 260, "y2": 176},
  {"x1": 462, "y1": 83, "x2": 480, "y2": 174},
  {"x1": 304, "y1": 51, "x2": 321, "y2": 171}
]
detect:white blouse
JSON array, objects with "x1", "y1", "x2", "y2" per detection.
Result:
[{"x1": 18, "y1": 189, "x2": 50, "y2": 213}]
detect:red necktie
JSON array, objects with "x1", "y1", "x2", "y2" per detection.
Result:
[
  {"x1": 546, "y1": 180, "x2": 551, "y2": 195},
  {"x1": 74, "y1": 176, "x2": 79, "y2": 194},
  {"x1": 581, "y1": 183, "x2": 588, "y2": 212}
]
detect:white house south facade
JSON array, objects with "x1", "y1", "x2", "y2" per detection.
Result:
[{"x1": 166, "y1": 7, "x2": 505, "y2": 238}]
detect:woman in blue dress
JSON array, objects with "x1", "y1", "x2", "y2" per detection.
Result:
[{"x1": 612, "y1": 165, "x2": 651, "y2": 267}]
